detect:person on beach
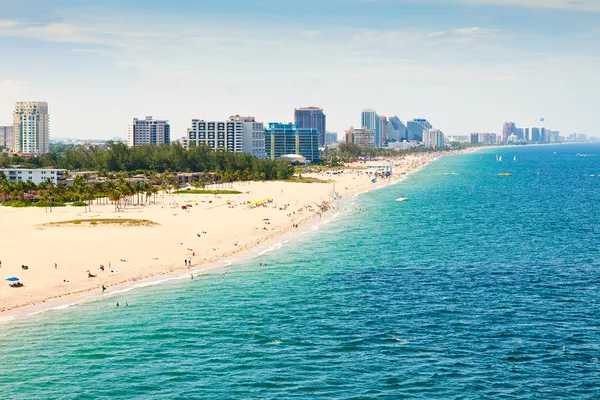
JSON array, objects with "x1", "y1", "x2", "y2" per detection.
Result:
[
  {"x1": 54, "y1": 263, "x2": 57, "y2": 269},
  {"x1": 116, "y1": 302, "x2": 119, "y2": 307},
  {"x1": 185, "y1": 260, "x2": 187, "y2": 266},
  {"x1": 102, "y1": 285, "x2": 107, "y2": 293}
]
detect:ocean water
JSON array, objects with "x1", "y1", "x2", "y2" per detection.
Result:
[{"x1": 1, "y1": 144, "x2": 599, "y2": 399}]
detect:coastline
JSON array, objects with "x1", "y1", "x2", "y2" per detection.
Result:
[{"x1": 0, "y1": 148, "x2": 479, "y2": 322}]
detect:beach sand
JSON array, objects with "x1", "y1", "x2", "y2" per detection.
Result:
[{"x1": 0, "y1": 151, "x2": 473, "y2": 315}]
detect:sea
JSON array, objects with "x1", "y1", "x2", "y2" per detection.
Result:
[{"x1": 1, "y1": 143, "x2": 599, "y2": 399}]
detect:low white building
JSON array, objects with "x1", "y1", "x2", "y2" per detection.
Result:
[{"x1": 0, "y1": 168, "x2": 66, "y2": 185}]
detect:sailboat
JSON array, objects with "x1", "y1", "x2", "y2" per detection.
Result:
[
  {"x1": 499, "y1": 156, "x2": 503, "y2": 162},
  {"x1": 513, "y1": 156, "x2": 517, "y2": 162},
  {"x1": 496, "y1": 155, "x2": 499, "y2": 162}
]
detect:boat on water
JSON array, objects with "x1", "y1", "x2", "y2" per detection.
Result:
[
  {"x1": 513, "y1": 156, "x2": 517, "y2": 161},
  {"x1": 396, "y1": 196, "x2": 407, "y2": 202},
  {"x1": 498, "y1": 173, "x2": 513, "y2": 177}
]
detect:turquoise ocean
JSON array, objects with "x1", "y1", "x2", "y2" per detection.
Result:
[{"x1": 1, "y1": 143, "x2": 599, "y2": 399}]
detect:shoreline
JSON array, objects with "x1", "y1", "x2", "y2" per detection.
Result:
[{"x1": 0, "y1": 148, "x2": 479, "y2": 323}]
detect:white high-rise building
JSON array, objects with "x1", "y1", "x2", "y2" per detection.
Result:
[
  {"x1": 229, "y1": 115, "x2": 266, "y2": 158},
  {"x1": 183, "y1": 116, "x2": 266, "y2": 157},
  {"x1": 12, "y1": 101, "x2": 49, "y2": 155},
  {"x1": 423, "y1": 129, "x2": 445, "y2": 148},
  {"x1": 127, "y1": 116, "x2": 170, "y2": 147}
]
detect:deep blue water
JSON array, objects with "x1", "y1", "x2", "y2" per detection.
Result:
[{"x1": 1, "y1": 144, "x2": 599, "y2": 399}]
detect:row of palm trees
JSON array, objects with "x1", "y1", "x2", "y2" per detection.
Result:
[{"x1": 0, "y1": 171, "x2": 195, "y2": 213}]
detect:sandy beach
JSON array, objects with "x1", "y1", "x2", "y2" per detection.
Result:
[{"x1": 0, "y1": 151, "x2": 476, "y2": 315}]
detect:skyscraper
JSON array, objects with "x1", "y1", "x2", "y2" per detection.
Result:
[
  {"x1": 502, "y1": 122, "x2": 517, "y2": 142},
  {"x1": 294, "y1": 107, "x2": 326, "y2": 147},
  {"x1": 128, "y1": 116, "x2": 170, "y2": 147},
  {"x1": 407, "y1": 119, "x2": 432, "y2": 142},
  {"x1": 361, "y1": 109, "x2": 377, "y2": 133},
  {"x1": 388, "y1": 116, "x2": 407, "y2": 141},
  {"x1": 12, "y1": 101, "x2": 49, "y2": 155}
]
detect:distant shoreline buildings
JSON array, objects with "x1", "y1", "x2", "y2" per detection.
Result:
[{"x1": 2, "y1": 100, "x2": 597, "y2": 161}]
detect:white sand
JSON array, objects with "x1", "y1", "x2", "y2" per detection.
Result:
[{"x1": 0, "y1": 152, "x2": 472, "y2": 314}]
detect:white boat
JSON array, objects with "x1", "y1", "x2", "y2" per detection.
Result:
[
  {"x1": 396, "y1": 196, "x2": 407, "y2": 202},
  {"x1": 513, "y1": 156, "x2": 517, "y2": 161},
  {"x1": 499, "y1": 156, "x2": 503, "y2": 162}
]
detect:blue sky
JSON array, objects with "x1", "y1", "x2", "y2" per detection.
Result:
[{"x1": 1, "y1": 0, "x2": 599, "y2": 139}]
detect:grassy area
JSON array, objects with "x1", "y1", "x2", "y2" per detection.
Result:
[
  {"x1": 2, "y1": 200, "x2": 67, "y2": 208},
  {"x1": 289, "y1": 176, "x2": 335, "y2": 184},
  {"x1": 45, "y1": 218, "x2": 158, "y2": 227},
  {"x1": 70, "y1": 201, "x2": 88, "y2": 207},
  {"x1": 173, "y1": 190, "x2": 242, "y2": 195}
]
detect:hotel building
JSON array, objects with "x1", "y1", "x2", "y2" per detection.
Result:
[
  {"x1": 12, "y1": 101, "x2": 49, "y2": 155},
  {"x1": 264, "y1": 123, "x2": 320, "y2": 163},
  {"x1": 183, "y1": 116, "x2": 265, "y2": 157},
  {"x1": 127, "y1": 116, "x2": 170, "y2": 147}
]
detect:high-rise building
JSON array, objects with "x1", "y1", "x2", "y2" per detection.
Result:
[
  {"x1": 407, "y1": 119, "x2": 432, "y2": 142},
  {"x1": 344, "y1": 127, "x2": 355, "y2": 144},
  {"x1": 353, "y1": 128, "x2": 376, "y2": 148},
  {"x1": 128, "y1": 116, "x2": 170, "y2": 147},
  {"x1": 379, "y1": 115, "x2": 388, "y2": 144},
  {"x1": 12, "y1": 101, "x2": 49, "y2": 155},
  {"x1": 229, "y1": 115, "x2": 266, "y2": 158},
  {"x1": 360, "y1": 109, "x2": 379, "y2": 147},
  {"x1": 184, "y1": 118, "x2": 243, "y2": 153},
  {"x1": 423, "y1": 129, "x2": 445, "y2": 148},
  {"x1": 388, "y1": 116, "x2": 407, "y2": 142},
  {"x1": 502, "y1": 122, "x2": 517, "y2": 142},
  {"x1": 265, "y1": 123, "x2": 320, "y2": 162},
  {"x1": 530, "y1": 127, "x2": 541, "y2": 142},
  {"x1": 0, "y1": 126, "x2": 13, "y2": 150},
  {"x1": 294, "y1": 107, "x2": 326, "y2": 147}
]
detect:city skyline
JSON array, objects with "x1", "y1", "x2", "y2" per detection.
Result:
[{"x1": 0, "y1": 1, "x2": 598, "y2": 140}]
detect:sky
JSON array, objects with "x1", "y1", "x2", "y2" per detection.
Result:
[{"x1": 0, "y1": 0, "x2": 599, "y2": 140}]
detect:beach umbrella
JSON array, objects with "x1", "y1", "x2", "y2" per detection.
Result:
[{"x1": 5, "y1": 277, "x2": 19, "y2": 281}]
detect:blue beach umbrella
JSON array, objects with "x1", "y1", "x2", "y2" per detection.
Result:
[{"x1": 5, "y1": 277, "x2": 19, "y2": 281}]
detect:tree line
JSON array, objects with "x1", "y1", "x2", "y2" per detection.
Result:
[{"x1": 0, "y1": 142, "x2": 294, "y2": 180}]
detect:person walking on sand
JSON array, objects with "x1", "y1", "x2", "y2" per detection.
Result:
[
  {"x1": 185, "y1": 260, "x2": 188, "y2": 266},
  {"x1": 102, "y1": 285, "x2": 107, "y2": 293},
  {"x1": 54, "y1": 263, "x2": 57, "y2": 269}
]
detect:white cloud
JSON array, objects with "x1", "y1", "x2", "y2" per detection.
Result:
[
  {"x1": 442, "y1": 0, "x2": 600, "y2": 11},
  {"x1": 428, "y1": 31, "x2": 446, "y2": 37},
  {"x1": 452, "y1": 27, "x2": 481, "y2": 35},
  {"x1": 301, "y1": 30, "x2": 323, "y2": 37},
  {"x1": 0, "y1": 20, "x2": 19, "y2": 28}
]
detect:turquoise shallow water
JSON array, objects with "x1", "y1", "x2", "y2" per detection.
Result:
[{"x1": 1, "y1": 144, "x2": 600, "y2": 399}]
